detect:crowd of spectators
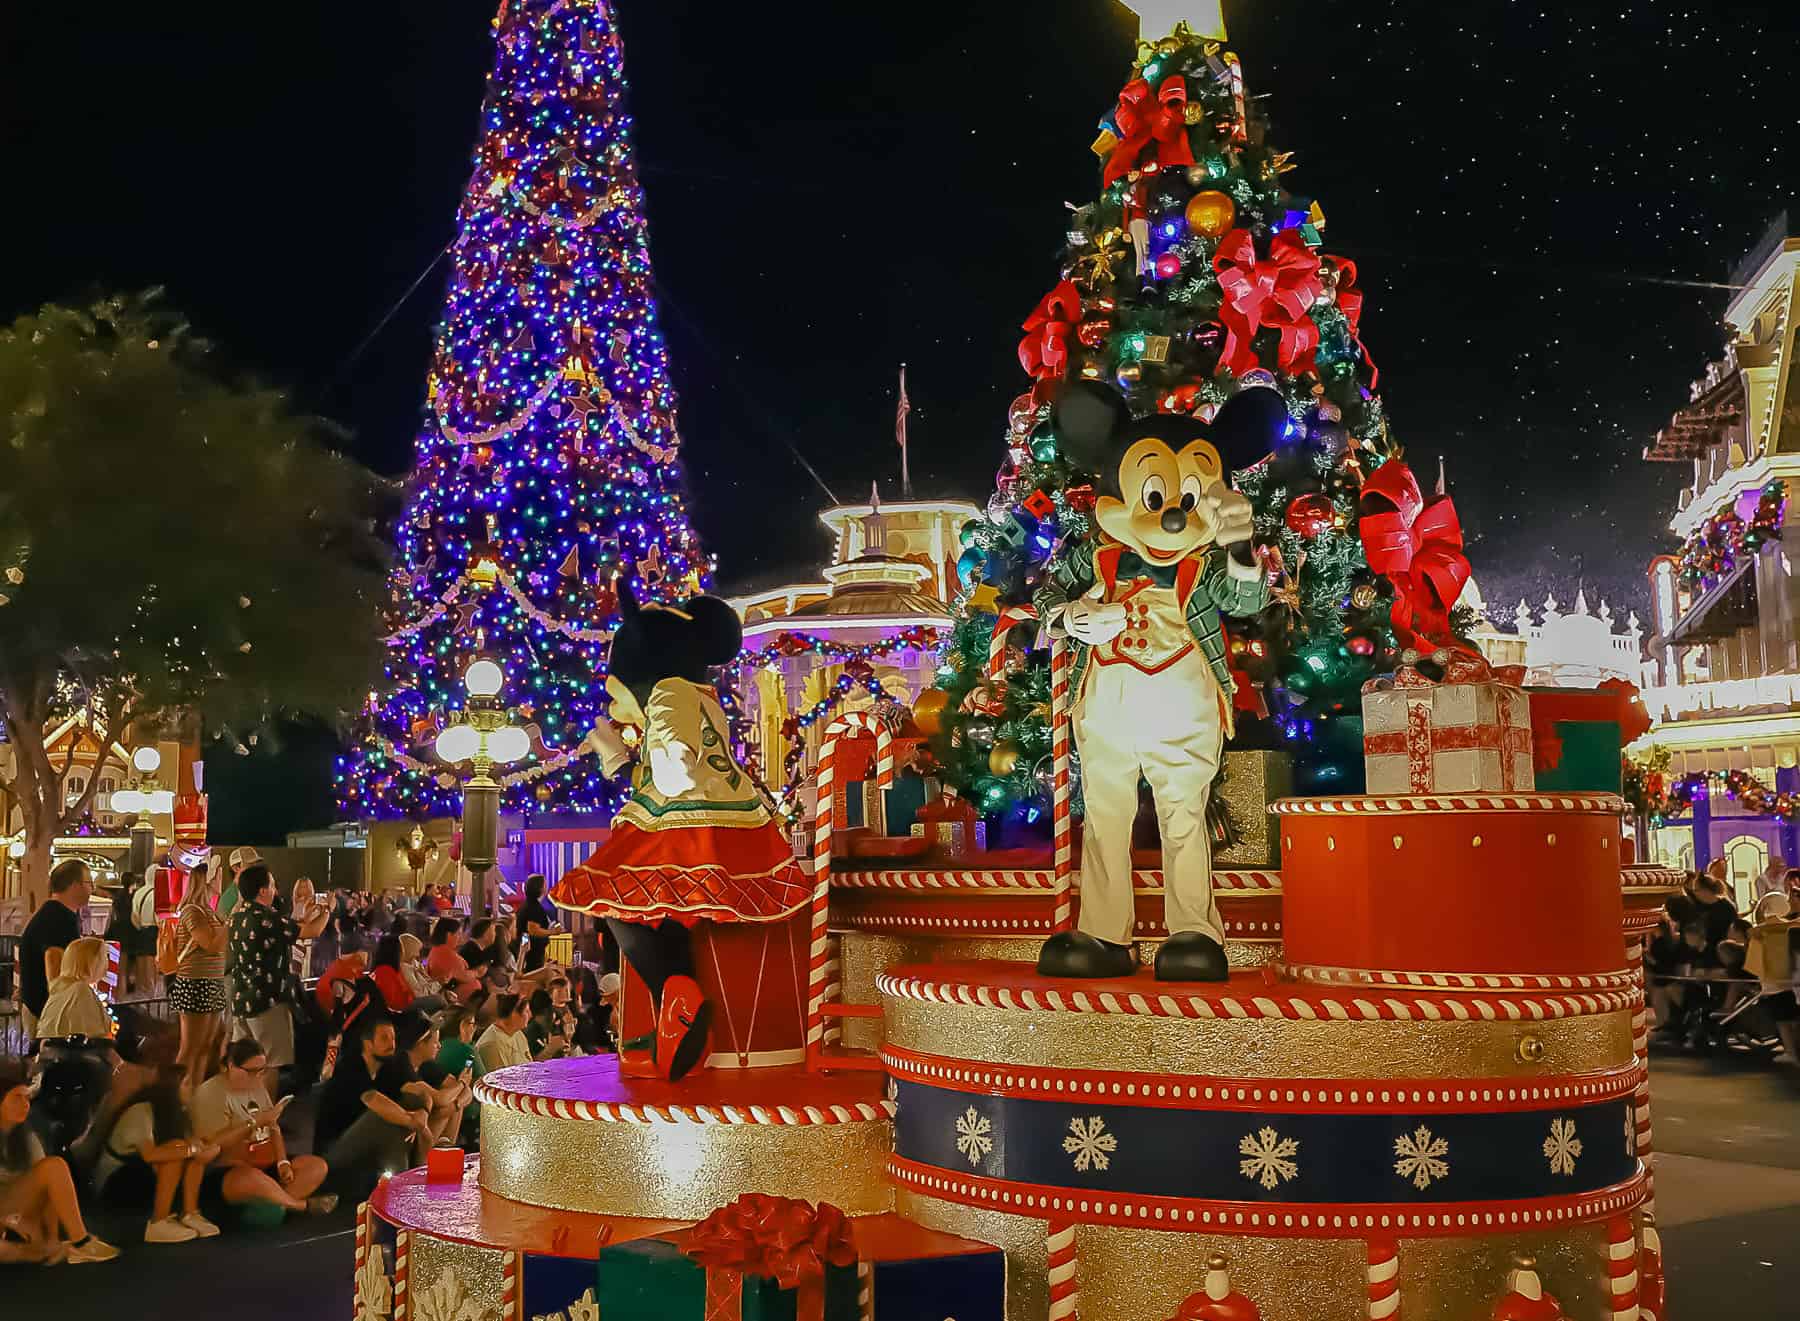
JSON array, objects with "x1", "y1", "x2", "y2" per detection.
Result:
[
  {"x1": 1647, "y1": 856, "x2": 1800, "y2": 1062},
  {"x1": 2, "y1": 861, "x2": 619, "y2": 1267}
]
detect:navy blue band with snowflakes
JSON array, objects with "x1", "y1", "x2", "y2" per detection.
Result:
[{"x1": 893, "y1": 1080, "x2": 1636, "y2": 1204}]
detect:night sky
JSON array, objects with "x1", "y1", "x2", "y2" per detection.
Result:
[{"x1": 5, "y1": 0, "x2": 1794, "y2": 620}]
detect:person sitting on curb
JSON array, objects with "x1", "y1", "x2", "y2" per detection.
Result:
[
  {"x1": 0, "y1": 1065, "x2": 120, "y2": 1264},
  {"x1": 189, "y1": 1038, "x2": 337, "y2": 1218},
  {"x1": 315, "y1": 1016, "x2": 432, "y2": 1198},
  {"x1": 96, "y1": 1064, "x2": 222, "y2": 1244}
]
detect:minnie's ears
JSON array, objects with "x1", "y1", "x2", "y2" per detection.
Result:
[
  {"x1": 682, "y1": 595, "x2": 744, "y2": 667},
  {"x1": 1051, "y1": 381, "x2": 1134, "y2": 474}
]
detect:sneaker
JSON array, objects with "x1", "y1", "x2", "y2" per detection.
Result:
[
  {"x1": 144, "y1": 1218, "x2": 198, "y2": 1244},
  {"x1": 180, "y1": 1213, "x2": 221, "y2": 1239},
  {"x1": 66, "y1": 1235, "x2": 121, "y2": 1263},
  {"x1": 304, "y1": 1195, "x2": 339, "y2": 1216}
]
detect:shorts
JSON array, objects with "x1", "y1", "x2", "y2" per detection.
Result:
[
  {"x1": 129, "y1": 927, "x2": 161, "y2": 960},
  {"x1": 1766, "y1": 990, "x2": 1799, "y2": 1023},
  {"x1": 170, "y1": 976, "x2": 228, "y2": 1015},
  {"x1": 233, "y1": 1004, "x2": 296, "y2": 1069}
]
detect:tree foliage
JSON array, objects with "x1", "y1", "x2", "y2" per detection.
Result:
[{"x1": 0, "y1": 292, "x2": 390, "y2": 899}]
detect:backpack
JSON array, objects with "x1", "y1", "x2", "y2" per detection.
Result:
[{"x1": 156, "y1": 916, "x2": 184, "y2": 977}]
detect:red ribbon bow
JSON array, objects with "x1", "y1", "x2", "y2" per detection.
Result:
[
  {"x1": 1212, "y1": 229, "x2": 1325, "y2": 376},
  {"x1": 1018, "y1": 280, "x2": 1082, "y2": 381},
  {"x1": 685, "y1": 1195, "x2": 856, "y2": 1321},
  {"x1": 1103, "y1": 76, "x2": 1195, "y2": 186},
  {"x1": 1358, "y1": 460, "x2": 1472, "y2": 650},
  {"x1": 1326, "y1": 255, "x2": 1379, "y2": 390}
]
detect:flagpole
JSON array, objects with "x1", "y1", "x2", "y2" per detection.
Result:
[{"x1": 897, "y1": 362, "x2": 914, "y2": 499}]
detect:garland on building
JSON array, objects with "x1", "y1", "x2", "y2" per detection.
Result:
[
  {"x1": 1678, "y1": 479, "x2": 1787, "y2": 592},
  {"x1": 1624, "y1": 746, "x2": 1800, "y2": 824}
]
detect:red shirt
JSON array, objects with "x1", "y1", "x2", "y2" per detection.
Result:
[
  {"x1": 316, "y1": 956, "x2": 367, "y2": 1015},
  {"x1": 425, "y1": 942, "x2": 480, "y2": 996},
  {"x1": 372, "y1": 965, "x2": 414, "y2": 1011}
]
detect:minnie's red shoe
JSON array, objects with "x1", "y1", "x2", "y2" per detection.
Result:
[{"x1": 656, "y1": 975, "x2": 713, "y2": 1082}]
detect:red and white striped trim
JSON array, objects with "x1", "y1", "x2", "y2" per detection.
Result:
[
  {"x1": 1607, "y1": 1216, "x2": 1640, "y2": 1321},
  {"x1": 989, "y1": 605, "x2": 1040, "y2": 682},
  {"x1": 1284, "y1": 965, "x2": 1638, "y2": 993},
  {"x1": 890, "y1": 1156, "x2": 1647, "y2": 1236},
  {"x1": 1271, "y1": 794, "x2": 1624, "y2": 815},
  {"x1": 839, "y1": 913, "x2": 1056, "y2": 934},
  {"x1": 472, "y1": 1079, "x2": 896, "y2": 1126},
  {"x1": 500, "y1": 1250, "x2": 521, "y2": 1321},
  {"x1": 876, "y1": 972, "x2": 1641, "y2": 1022},
  {"x1": 1621, "y1": 866, "x2": 1685, "y2": 892},
  {"x1": 1050, "y1": 638, "x2": 1074, "y2": 934},
  {"x1": 1047, "y1": 1220, "x2": 1080, "y2": 1321},
  {"x1": 827, "y1": 867, "x2": 1283, "y2": 893},
  {"x1": 393, "y1": 1228, "x2": 411, "y2": 1321},
  {"x1": 882, "y1": 1046, "x2": 1644, "y2": 1113},
  {"x1": 1367, "y1": 1237, "x2": 1400, "y2": 1320}
]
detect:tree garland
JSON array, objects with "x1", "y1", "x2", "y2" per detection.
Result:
[{"x1": 1624, "y1": 747, "x2": 1800, "y2": 824}]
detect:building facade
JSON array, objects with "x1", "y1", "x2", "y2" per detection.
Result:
[{"x1": 1630, "y1": 214, "x2": 1800, "y2": 901}]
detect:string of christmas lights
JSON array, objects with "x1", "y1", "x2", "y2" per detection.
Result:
[{"x1": 337, "y1": 0, "x2": 710, "y2": 821}]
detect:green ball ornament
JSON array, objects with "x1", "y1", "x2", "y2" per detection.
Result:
[
  {"x1": 1030, "y1": 430, "x2": 1059, "y2": 463},
  {"x1": 959, "y1": 519, "x2": 984, "y2": 548}
]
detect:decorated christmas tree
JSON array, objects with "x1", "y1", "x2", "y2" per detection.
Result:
[
  {"x1": 928, "y1": 3, "x2": 1466, "y2": 816},
  {"x1": 337, "y1": 0, "x2": 709, "y2": 821}
]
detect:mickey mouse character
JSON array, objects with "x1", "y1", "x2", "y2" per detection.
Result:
[
  {"x1": 553, "y1": 583, "x2": 809, "y2": 1080},
  {"x1": 1034, "y1": 382, "x2": 1285, "y2": 981}
]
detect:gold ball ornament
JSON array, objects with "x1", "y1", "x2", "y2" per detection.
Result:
[
  {"x1": 988, "y1": 739, "x2": 1022, "y2": 776},
  {"x1": 534, "y1": 783, "x2": 554, "y2": 804},
  {"x1": 1185, "y1": 190, "x2": 1236, "y2": 237},
  {"x1": 913, "y1": 688, "x2": 951, "y2": 734},
  {"x1": 1351, "y1": 583, "x2": 1380, "y2": 611}
]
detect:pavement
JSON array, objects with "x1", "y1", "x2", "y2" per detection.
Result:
[{"x1": 2, "y1": 1050, "x2": 1796, "y2": 1319}]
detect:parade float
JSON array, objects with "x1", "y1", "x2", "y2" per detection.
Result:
[{"x1": 351, "y1": 2, "x2": 1676, "y2": 1318}]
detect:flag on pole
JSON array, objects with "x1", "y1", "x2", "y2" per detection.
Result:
[{"x1": 896, "y1": 363, "x2": 913, "y2": 498}]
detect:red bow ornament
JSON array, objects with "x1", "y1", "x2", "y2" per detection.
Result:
[
  {"x1": 1212, "y1": 230, "x2": 1325, "y2": 376},
  {"x1": 685, "y1": 1194, "x2": 857, "y2": 1321},
  {"x1": 1358, "y1": 460, "x2": 1472, "y2": 650},
  {"x1": 1102, "y1": 76, "x2": 1195, "y2": 186},
  {"x1": 1018, "y1": 280, "x2": 1082, "y2": 381},
  {"x1": 1325, "y1": 255, "x2": 1378, "y2": 390}
]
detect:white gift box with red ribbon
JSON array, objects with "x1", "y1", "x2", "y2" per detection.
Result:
[{"x1": 1362, "y1": 674, "x2": 1535, "y2": 795}]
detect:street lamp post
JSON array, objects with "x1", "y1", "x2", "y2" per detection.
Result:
[
  {"x1": 435, "y1": 658, "x2": 530, "y2": 918},
  {"x1": 110, "y1": 746, "x2": 174, "y2": 877}
]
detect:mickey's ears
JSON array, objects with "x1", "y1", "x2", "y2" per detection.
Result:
[
  {"x1": 1050, "y1": 381, "x2": 1134, "y2": 473},
  {"x1": 1207, "y1": 384, "x2": 1292, "y2": 474}
]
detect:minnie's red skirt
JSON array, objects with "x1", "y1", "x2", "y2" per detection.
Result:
[{"x1": 551, "y1": 818, "x2": 809, "y2": 926}]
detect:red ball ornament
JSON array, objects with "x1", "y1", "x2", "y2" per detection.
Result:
[
  {"x1": 1284, "y1": 492, "x2": 1336, "y2": 539},
  {"x1": 1155, "y1": 251, "x2": 1183, "y2": 280},
  {"x1": 1345, "y1": 632, "x2": 1376, "y2": 657}
]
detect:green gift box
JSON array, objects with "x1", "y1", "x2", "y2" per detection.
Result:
[{"x1": 597, "y1": 1232, "x2": 859, "y2": 1321}]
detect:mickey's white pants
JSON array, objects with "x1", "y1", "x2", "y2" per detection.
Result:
[{"x1": 1072, "y1": 650, "x2": 1224, "y2": 947}]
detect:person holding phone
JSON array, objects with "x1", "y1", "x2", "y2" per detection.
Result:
[{"x1": 189, "y1": 1039, "x2": 336, "y2": 1217}]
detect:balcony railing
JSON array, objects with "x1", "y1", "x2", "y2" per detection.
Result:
[{"x1": 1640, "y1": 672, "x2": 1800, "y2": 723}]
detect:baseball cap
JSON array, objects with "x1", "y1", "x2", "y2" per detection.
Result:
[{"x1": 228, "y1": 846, "x2": 263, "y2": 871}]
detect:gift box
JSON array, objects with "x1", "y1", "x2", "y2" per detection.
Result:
[
  {"x1": 1362, "y1": 668, "x2": 1534, "y2": 795},
  {"x1": 597, "y1": 1196, "x2": 859, "y2": 1321},
  {"x1": 910, "y1": 791, "x2": 987, "y2": 859},
  {"x1": 1527, "y1": 681, "x2": 1651, "y2": 795},
  {"x1": 882, "y1": 775, "x2": 930, "y2": 837}
]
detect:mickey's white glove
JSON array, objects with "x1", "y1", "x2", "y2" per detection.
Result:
[
  {"x1": 1207, "y1": 488, "x2": 1256, "y2": 547},
  {"x1": 1064, "y1": 600, "x2": 1128, "y2": 645},
  {"x1": 583, "y1": 721, "x2": 633, "y2": 776}
]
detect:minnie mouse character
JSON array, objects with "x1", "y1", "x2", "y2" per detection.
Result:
[
  {"x1": 553, "y1": 584, "x2": 808, "y2": 1081},
  {"x1": 1034, "y1": 381, "x2": 1286, "y2": 982}
]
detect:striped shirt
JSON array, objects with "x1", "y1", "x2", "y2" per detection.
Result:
[{"x1": 176, "y1": 902, "x2": 227, "y2": 980}]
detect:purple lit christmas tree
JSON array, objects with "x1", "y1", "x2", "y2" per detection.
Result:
[{"x1": 338, "y1": 0, "x2": 710, "y2": 821}]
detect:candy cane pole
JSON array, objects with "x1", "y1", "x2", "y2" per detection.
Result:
[
  {"x1": 1628, "y1": 937, "x2": 1654, "y2": 1215},
  {"x1": 1051, "y1": 637, "x2": 1075, "y2": 933},
  {"x1": 393, "y1": 1229, "x2": 411, "y2": 1321},
  {"x1": 1047, "y1": 1220, "x2": 1080, "y2": 1321},
  {"x1": 1367, "y1": 1238, "x2": 1400, "y2": 1320},
  {"x1": 500, "y1": 1250, "x2": 521, "y2": 1321},
  {"x1": 1606, "y1": 1216, "x2": 1640, "y2": 1321},
  {"x1": 806, "y1": 726, "x2": 839, "y2": 1060}
]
